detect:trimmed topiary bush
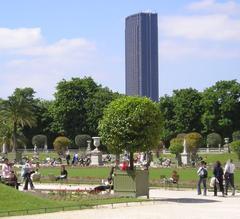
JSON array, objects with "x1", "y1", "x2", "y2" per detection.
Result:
[
  {"x1": 230, "y1": 140, "x2": 240, "y2": 160},
  {"x1": 53, "y1": 136, "x2": 71, "y2": 153},
  {"x1": 32, "y1": 135, "x2": 47, "y2": 148},
  {"x1": 232, "y1": 131, "x2": 240, "y2": 141},
  {"x1": 206, "y1": 133, "x2": 222, "y2": 147},
  {"x1": 185, "y1": 132, "x2": 203, "y2": 154},
  {"x1": 169, "y1": 137, "x2": 183, "y2": 165},
  {"x1": 75, "y1": 134, "x2": 91, "y2": 149}
]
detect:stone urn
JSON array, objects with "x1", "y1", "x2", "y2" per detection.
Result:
[{"x1": 90, "y1": 137, "x2": 103, "y2": 166}]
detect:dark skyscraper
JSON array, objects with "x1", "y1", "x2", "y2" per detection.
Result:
[{"x1": 125, "y1": 12, "x2": 159, "y2": 101}]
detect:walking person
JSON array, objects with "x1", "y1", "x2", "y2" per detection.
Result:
[
  {"x1": 224, "y1": 159, "x2": 235, "y2": 196},
  {"x1": 65, "y1": 150, "x2": 71, "y2": 166},
  {"x1": 197, "y1": 161, "x2": 208, "y2": 196},
  {"x1": 22, "y1": 160, "x2": 35, "y2": 190},
  {"x1": 213, "y1": 161, "x2": 224, "y2": 196}
]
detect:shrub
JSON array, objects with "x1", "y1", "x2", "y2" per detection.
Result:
[
  {"x1": 75, "y1": 134, "x2": 91, "y2": 149},
  {"x1": 206, "y1": 133, "x2": 222, "y2": 147},
  {"x1": 169, "y1": 137, "x2": 183, "y2": 165},
  {"x1": 169, "y1": 138, "x2": 183, "y2": 156},
  {"x1": 232, "y1": 131, "x2": 240, "y2": 141},
  {"x1": 176, "y1": 133, "x2": 186, "y2": 139},
  {"x1": 230, "y1": 140, "x2": 240, "y2": 160},
  {"x1": 53, "y1": 136, "x2": 71, "y2": 153},
  {"x1": 32, "y1": 135, "x2": 47, "y2": 148},
  {"x1": 185, "y1": 132, "x2": 203, "y2": 154}
]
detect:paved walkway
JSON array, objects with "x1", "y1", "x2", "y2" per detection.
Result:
[{"x1": 3, "y1": 187, "x2": 240, "y2": 219}]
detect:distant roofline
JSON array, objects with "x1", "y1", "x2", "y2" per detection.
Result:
[{"x1": 126, "y1": 12, "x2": 157, "y2": 20}]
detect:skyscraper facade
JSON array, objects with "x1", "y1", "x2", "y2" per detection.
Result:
[{"x1": 125, "y1": 12, "x2": 159, "y2": 102}]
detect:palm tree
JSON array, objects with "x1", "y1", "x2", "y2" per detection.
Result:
[{"x1": 0, "y1": 95, "x2": 36, "y2": 151}]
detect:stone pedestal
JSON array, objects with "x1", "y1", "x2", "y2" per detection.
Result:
[
  {"x1": 181, "y1": 138, "x2": 189, "y2": 165},
  {"x1": 90, "y1": 137, "x2": 102, "y2": 166},
  {"x1": 181, "y1": 153, "x2": 189, "y2": 165},
  {"x1": 90, "y1": 152, "x2": 103, "y2": 166}
]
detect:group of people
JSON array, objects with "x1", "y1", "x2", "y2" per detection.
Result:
[{"x1": 197, "y1": 159, "x2": 235, "y2": 196}]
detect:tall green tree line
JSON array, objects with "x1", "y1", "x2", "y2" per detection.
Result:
[{"x1": 159, "y1": 80, "x2": 240, "y2": 146}]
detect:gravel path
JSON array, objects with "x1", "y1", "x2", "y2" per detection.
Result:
[{"x1": 3, "y1": 188, "x2": 240, "y2": 219}]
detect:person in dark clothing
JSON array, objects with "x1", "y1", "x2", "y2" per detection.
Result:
[
  {"x1": 56, "y1": 165, "x2": 68, "y2": 181},
  {"x1": 213, "y1": 161, "x2": 224, "y2": 196},
  {"x1": 22, "y1": 160, "x2": 35, "y2": 190},
  {"x1": 90, "y1": 177, "x2": 113, "y2": 194}
]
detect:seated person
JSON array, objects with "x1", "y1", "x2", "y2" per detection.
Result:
[
  {"x1": 170, "y1": 170, "x2": 179, "y2": 183},
  {"x1": 56, "y1": 165, "x2": 68, "y2": 181},
  {"x1": 165, "y1": 170, "x2": 179, "y2": 184},
  {"x1": 90, "y1": 177, "x2": 113, "y2": 194},
  {"x1": 1, "y1": 158, "x2": 19, "y2": 189}
]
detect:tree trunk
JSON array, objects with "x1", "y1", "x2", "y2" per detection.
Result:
[
  {"x1": 12, "y1": 122, "x2": 17, "y2": 152},
  {"x1": 129, "y1": 152, "x2": 134, "y2": 170}
]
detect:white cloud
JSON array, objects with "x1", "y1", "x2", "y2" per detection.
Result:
[
  {"x1": 20, "y1": 38, "x2": 95, "y2": 57},
  {"x1": 159, "y1": 40, "x2": 240, "y2": 60},
  {"x1": 0, "y1": 28, "x2": 42, "y2": 50},
  {"x1": 0, "y1": 27, "x2": 123, "y2": 99},
  {"x1": 159, "y1": 14, "x2": 240, "y2": 41},
  {"x1": 187, "y1": 0, "x2": 240, "y2": 14}
]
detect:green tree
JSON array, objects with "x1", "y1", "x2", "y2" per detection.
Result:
[
  {"x1": 185, "y1": 132, "x2": 203, "y2": 155},
  {"x1": 99, "y1": 96, "x2": 162, "y2": 170},
  {"x1": 53, "y1": 136, "x2": 71, "y2": 153},
  {"x1": 230, "y1": 140, "x2": 240, "y2": 160},
  {"x1": 49, "y1": 77, "x2": 98, "y2": 140},
  {"x1": 206, "y1": 133, "x2": 222, "y2": 147},
  {"x1": 201, "y1": 80, "x2": 240, "y2": 137},
  {"x1": 85, "y1": 87, "x2": 121, "y2": 136},
  {"x1": 169, "y1": 137, "x2": 183, "y2": 165},
  {"x1": 158, "y1": 95, "x2": 175, "y2": 146},
  {"x1": 0, "y1": 89, "x2": 37, "y2": 151},
  {"x1": 172, "y1": 88, "x2": 202, "y2": 134}
]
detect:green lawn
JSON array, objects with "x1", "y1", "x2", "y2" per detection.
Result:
[
  {"x1": 37, "y1": 165, "x2": 240, "y2": 188},
  {"x1": 0, "y1": 183, "x2": 141, "y2": 217}
]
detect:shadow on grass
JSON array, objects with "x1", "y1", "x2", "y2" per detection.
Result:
[{"x1": 153, "y1": 198, "x2": 220, "y2": 204}]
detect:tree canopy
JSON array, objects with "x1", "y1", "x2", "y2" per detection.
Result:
[{"x1": 99, "y1": 96, "x2": 162, "y2": 169}]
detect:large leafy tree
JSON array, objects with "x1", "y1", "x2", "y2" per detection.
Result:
[
  {"x1": 85, "y1": 87, "x2": 121, "y2": 136},
  {"x1": 201, "y1": 80, "x2": 240, "y2": 137},
  {"x1": 158, "y1": 95, "x2": 175, "y2": 146},
  {"x1": 49, "y1": 77, "x2": 98, "y2": 140},
  {"x1": 99, "y1": 96, "x2": 162, "y2": 170},
  {"x1": 172, "y1": 88, "x2": 202, "y2": 134},
  {"x1": 0, "y1": 89, "x2": 37, "y2": 151}
]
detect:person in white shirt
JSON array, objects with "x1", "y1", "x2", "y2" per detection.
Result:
[
  {"x1": 2, "y1": 158, "x2": 11, "y2": 178},
  {"x1": 197, "y1": 161, "x2": 208, "y2": 196},
  {"x1": 224, "y1": 159, "x2": 235, "y2": 195},
  {"x1": 1, "y1": 158, "x2": 19, "y2": 189}
]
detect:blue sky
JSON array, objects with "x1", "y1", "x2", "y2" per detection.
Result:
[{"x1": 0, "y1": 0, "x2": 240, "y2": 99}]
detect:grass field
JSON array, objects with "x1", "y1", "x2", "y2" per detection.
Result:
[
  {"x1": 0, "y1": 183, "x2": 141, "y2": 217},
  {"x1": 37, "y1": 165, "x2": 240, "y2": 188}
]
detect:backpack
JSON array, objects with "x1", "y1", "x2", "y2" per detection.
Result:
[{"x1": 201, "y1": 168, "x2": 208, "y2": 178}]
